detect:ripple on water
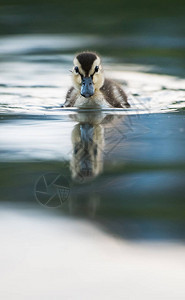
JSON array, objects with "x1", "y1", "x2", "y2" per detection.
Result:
[
  {"x1": 0, "y1": 34, "x2": 185, "y2": 115},
  {"x1": 0, "y1": 65, "x2": 185, "y2": 115}
]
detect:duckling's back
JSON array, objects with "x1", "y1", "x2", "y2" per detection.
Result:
[{"x1": 100, "y1": 78, "x2": 130, "y2": 108}]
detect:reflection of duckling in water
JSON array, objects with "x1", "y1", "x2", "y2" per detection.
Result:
[
  {"x1": 62, "y1": 51, "x2": 130, "y2": 108},
  {"x1": 70, "y1": 113, "x2": 104, "y2": 181},
  {"x1": 70, "y1": 112, "x2": 124, "y2": 181}
]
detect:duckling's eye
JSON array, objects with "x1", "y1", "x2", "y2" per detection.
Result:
[
  {"x1": 74, "y1": 66, "x2": 79, "y2": 73},
  {"x1": 95, "y1": 66, "x2": 99, "y2": 72}
]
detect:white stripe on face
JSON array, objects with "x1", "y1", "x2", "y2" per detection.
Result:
[
  {"x1": 88, "y1": 57, "x2": 101, "y2": 76},
  {"x1": 73, "y1": 57, "x2": 86, "y2": 77}
]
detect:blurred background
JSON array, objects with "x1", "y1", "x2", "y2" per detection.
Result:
[
  {"x1": 0, "y1": 0, "x2": 185, "y2": 75},
  {"x1": 0, "y1": 0, "x2": 185, "y2": 299}
]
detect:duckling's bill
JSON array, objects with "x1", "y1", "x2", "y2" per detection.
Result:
[{"x1": 81, "y1": 76, "x2": 94, "y2": 98}]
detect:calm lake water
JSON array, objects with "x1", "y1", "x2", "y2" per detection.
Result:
[{"x1": 0, "y1": 12, "x2": 185, "y2": 299}]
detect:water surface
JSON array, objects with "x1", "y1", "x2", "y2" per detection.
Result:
[
  {"x1": 0, "y1": 33, "x2": 185, "y2": 227},
  {"x1": 0, "y1": 32, "x2": 185, "y2": 299}
]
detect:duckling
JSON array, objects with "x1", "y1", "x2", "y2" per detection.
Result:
[{"x1": 62, "y1": 51, "x2": 130, "y2": 109}]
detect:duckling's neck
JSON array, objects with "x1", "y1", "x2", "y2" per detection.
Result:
[{"x1": 74, "y1": 89, "x2": 110, "y2": 109}]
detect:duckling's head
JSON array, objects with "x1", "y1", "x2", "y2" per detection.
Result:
[{"x1": 72, "y1": 52, "x2": 104, "y2": 98}]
